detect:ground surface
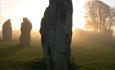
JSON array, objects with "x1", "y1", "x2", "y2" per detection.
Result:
[{"x1": 0, "y1": 31, "x2": 115, "y2": 70}]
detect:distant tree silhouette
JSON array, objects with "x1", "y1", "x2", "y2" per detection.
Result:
[
  {"x1": 40, "y1": 0, "x2": 73, "y2": 70},
  {"x1": 107, "y1": 8, "x2": 115, "y2": 30},
  {"x1": 2, "y1": 19, "x2": 12, "y2": 41},
  {"x1": 19, "y1": 17, "x2": 32, "y2": 46},
  {"x1": 85, "y1": 0, "x2": 110, "y2": 32}
]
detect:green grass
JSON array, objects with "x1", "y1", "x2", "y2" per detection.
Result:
[
  {"x1": 0, "y1": 40, "x2": 45, "y2": 70},
  {"x1": 0, "y1": 31, "x2": 115, "y2": 70}
]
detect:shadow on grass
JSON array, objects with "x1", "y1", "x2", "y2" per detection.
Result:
[
  {"x1": 0, "y1": 59, "x2": 45, "y2": 70},
  {"x1": 17, "y1": 59, "x2": 79, "y2": 70},
  {"x1": 0, "y1": 59, "x2": 78, "y2": 70},
  {"x1": 18, "y1": 59, "x2": 46, "y2": 70},
  {"x1": 69, "y1": 62, "x2": 80, "y2": 70}
]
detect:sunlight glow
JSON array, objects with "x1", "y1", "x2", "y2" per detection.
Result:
[
  {"x1": 0, "y1": 0, "x2": 87, "y2": 30},
  {"x1": 73, "y1": 0, "x2": 86, "y2": 30},
  {"x1": 11, "y1": 0, "x2": 49, "y2": 30}
]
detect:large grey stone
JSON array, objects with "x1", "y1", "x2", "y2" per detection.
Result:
[
  {"x1": 40, "y1": 0, "x2": 73, "y2": 70},
  {"x1": 20, "y1": 17, "x2": 32, "y2": 46},
  {"x1": 2, "y1": 19, "x2": 12, "y2": 41}
]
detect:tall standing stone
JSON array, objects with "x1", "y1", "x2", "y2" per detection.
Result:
[
  {"x1": 2, "y1": 19, "x2": 12, "y2": 41},
  {"x1": 40, "y1": 0, "x2": 73, "y2": 70},
  {"x1": 19, "y1": 17, "x2": 32, "y2": 46}
]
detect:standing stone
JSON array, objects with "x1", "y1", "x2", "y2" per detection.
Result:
[
  {"x1": 19, "y1": 17, "x2": 32, "y2": 46},
  {"x1": 2, "y1": 19, "x2": 12, "y2": 41},
  {"x1": 40, "y1": 0, "x2": 73, "y2": 70}
]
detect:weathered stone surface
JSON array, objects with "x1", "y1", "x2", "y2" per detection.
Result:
[
  {"x1": 19, "y1": 17, "x2": 32, "y2": 46},
  {"x1": 40, "y1": 0, "x2": 73, "y2": 70},
  {"x1": 2, "y1": 19, "x2": 12, "y2": 41}
]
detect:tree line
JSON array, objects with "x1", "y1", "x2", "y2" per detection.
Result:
[{"x1": 85, "y1": 0, "x2": 115, "y2": 34}]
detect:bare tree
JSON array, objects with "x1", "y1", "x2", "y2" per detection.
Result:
[
  {"x1": 85, "y1": 0, "x2": 110, "y2": 32},
  {"x1": 107, "y1": 8, "x2": 115, "y2": 30}
]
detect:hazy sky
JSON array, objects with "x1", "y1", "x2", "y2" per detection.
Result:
[
  {"x1": 0, "y1": 0, "x2": 115, "y2": 30},
  {"x1": 102, "y1": 0, "x2": 115, "y2": 7}
]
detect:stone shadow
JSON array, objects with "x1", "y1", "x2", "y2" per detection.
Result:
[{"x1": 17, "y1": 59, "x2": 79, "y2": 70}]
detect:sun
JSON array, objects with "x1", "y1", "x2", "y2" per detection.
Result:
[
  {"x1": 73, "y1": 18, "x2": 86, "y2": 30},
  {"x1": 73, "y1": 0, "x2": 86, "y2": 30}
]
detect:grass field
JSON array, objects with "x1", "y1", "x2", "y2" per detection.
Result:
[{"x1": 0, "y1": 31, "x2": 115, "y2": 70}]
